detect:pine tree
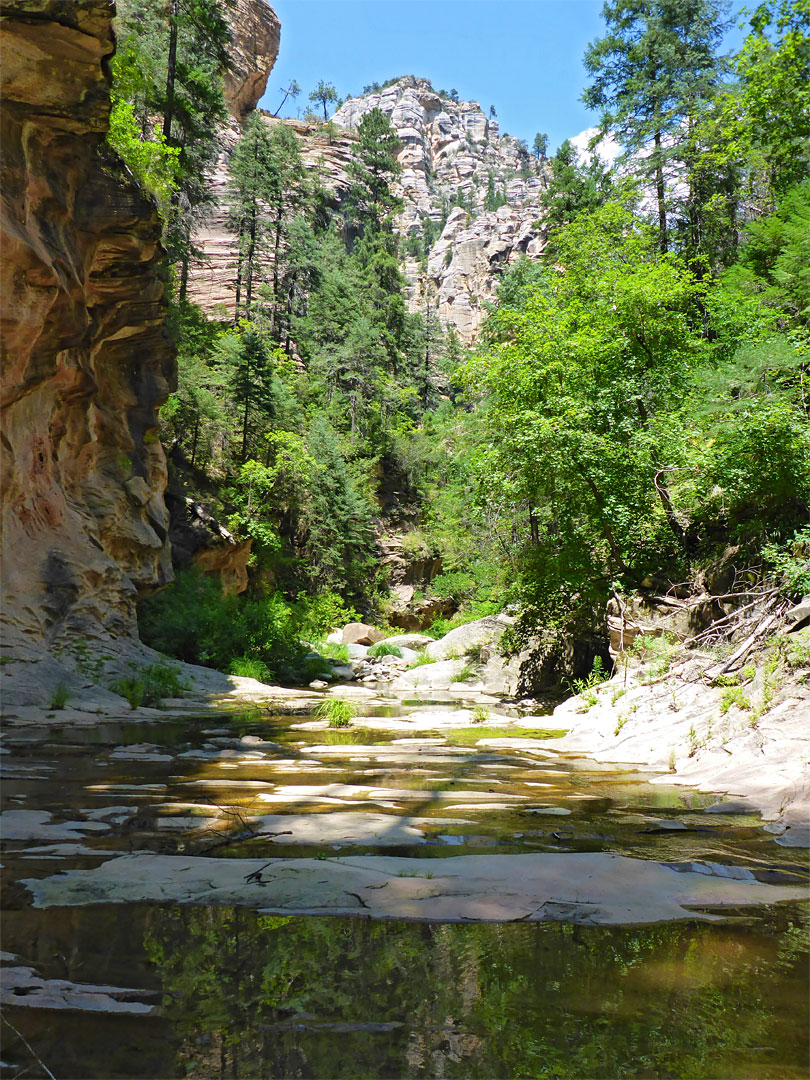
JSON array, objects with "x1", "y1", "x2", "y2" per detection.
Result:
[
  {"x1": 112, "y1": 0, "x2": 230, "y2": 288},
  {"x1": 583, "y1": 0, "x2": 731, "y2": 253},
  {"x1": 347, "y1": 108, "x2": 403, "y2": 231}
]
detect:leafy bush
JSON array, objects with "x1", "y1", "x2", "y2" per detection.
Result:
[
  {"x1": 297, "y1": 590, "x2": 360, "y2": 639},
  {"x1": 566, "y1": 655, "x2": 607, "y2": 696},
  {"x1": 762, "y1": 526, "x2": 810, "y2": 596},
  {"x1": 368, "y1": 641, "x2": 403, "y2": 658},
  {"x1": 138, "y1": 570, "x2": 306, "y2": 677}
]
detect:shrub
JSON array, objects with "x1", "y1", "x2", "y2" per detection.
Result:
[
  {"x1": 297, "y1": 590, "x2": 360, "y2": 639},
  {"x1": 111, "y1": 662, "x2": 188, "y2": 709},
  {"x1": 230, "y1": 656, "x2": 273, "y2": 683},
  {"x1": 315, "y1": 699, "x2": 356, "y2": 727},
  {"x1": 49, "y1": 685, "x2": 69, "y2": 710},
  {"x1": 471, "y1": 704, "x2": 490, "y2": 723},
  {"x1": 368, "y1": 641, "x2": 403, "y2": 659},
  {"x1": 138, "y1": 569, "x2": 306, "y2": 676}
]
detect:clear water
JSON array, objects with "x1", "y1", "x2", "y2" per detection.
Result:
[{"x1": 1, "y1": 701, "x2": 808, "y2": 1079}]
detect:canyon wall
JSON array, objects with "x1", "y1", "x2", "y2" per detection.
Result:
[
  {"x1": 0, "y1": 0, "x2": 174, "y2": 653},
  {"x1": 189, "y1": 77, "x2": 548, "y2": 341}
]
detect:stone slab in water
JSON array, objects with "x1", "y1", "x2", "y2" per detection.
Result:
[{"x1": 22, "y1": 852, "x2": 809, "y2": 925}]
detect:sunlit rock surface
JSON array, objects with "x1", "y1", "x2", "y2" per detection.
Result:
[
  {"x1": 222, "y1": 0, "x2": 281, "y2": 120},
  {"x1": 1, "y1": 0, "x2": 174, "y2": 657},
  {"x1": 23, "y1": 851, "x2": 809, "y2": 924}
]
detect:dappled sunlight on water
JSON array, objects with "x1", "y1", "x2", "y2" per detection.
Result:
[{"x1": 1, "y1": 698, "x2": 808, "y2": 1078}]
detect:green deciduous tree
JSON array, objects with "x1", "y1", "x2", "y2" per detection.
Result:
[{"x1": 465, "y1": 202, "x2": 706, "y2": 618}]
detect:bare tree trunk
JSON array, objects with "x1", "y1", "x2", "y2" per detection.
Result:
[{"x1": 162, "y1": 0, "x2": 179, "y2": 141}]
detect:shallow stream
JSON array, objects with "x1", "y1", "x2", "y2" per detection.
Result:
[{"x1": 1, "y1": 694, "x2": 808, "y2": 1078}]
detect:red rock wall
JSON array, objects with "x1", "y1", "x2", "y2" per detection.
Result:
[{"x1": 0, "y1": 0, "x2": 175, "y2": 651}]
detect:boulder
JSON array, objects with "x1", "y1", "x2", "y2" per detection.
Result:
[
  {"x1": 345, "y1": 643, "x2": 369, "y2": 658},
  {"x1": 391, "y1": 658, "x2": 467, "y2": 690},
  {"x1": 425, "y1": 615, "x2": 514, "y2": 661},
  {"x1": 341, "y1": 622, "x2": 385, "y2": 646},
  {"x1": 379, "y1": 633, "x2": 434, "y2": 650}
]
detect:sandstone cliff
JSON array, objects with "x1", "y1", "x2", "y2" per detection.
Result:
[
  {"x1": 189, "y1": 78, "x2": 548, "y2": 340},
  {"x1": 222, "y1": 0, "x2": 280, "y2": 120},
  {"x1": 0, "y1": 0, "x2": 174, "y2": 654},
  {"x1": 334, "y1": 77, "x2": 548, "y2": 341}
]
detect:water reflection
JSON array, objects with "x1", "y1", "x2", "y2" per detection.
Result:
[{"x1": 140, "y1": 903, "x2": 808, "y2": 1079}]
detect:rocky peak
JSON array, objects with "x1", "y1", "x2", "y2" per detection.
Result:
[
  {"x1": 190, "y1": 76, "x2": 549, "y2": 341},
  {"x1": 333, "y1": 77, "x2": 548, "y2": 341}
]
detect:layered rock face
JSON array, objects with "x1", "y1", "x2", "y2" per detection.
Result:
[
  {"x1": 188, "y1": 115, "x2": 354, "y2": 314},
  {"x1": 334, "y1": 77, "x2": 547, "y2": 340},
  {"x1": 0, "y1": 0, "x2": 174, "y2": 653},
  {"x1": 222, "y1": 0, "x2": 281, "y2": 120},
  {"x1": 190, "y1": 77, "x2": 547, "y2": 340}
]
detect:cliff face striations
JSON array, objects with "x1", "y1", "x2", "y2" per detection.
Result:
[{"x1": 0, "y1": 0, "x2": 174, "y2": 653}]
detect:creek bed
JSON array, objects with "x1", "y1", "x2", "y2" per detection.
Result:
[{"x1": 1, "y1": 694, "x2": 808, "y2": 1078}]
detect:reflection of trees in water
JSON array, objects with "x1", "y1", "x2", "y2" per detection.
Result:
[{"x1": 144, "y1": 904, "x2": 809, "y2": 1079}]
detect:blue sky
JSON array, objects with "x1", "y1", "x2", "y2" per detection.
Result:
[{"x1": 259, "y1": 0, "x2": 750, "y2": 153}]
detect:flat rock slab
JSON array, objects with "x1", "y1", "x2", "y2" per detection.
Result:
[
  {"x1": 248, "y1": 812, "x2": 472, "y2": 846},
  {"x1": 22, "y1": 852, "x2": 808, "y2": 925},
  {"x1": 0, "y1": 809, "x2": 111, "y2": 841},
  {"x1": 1, "y1": 965, "x2": 154, "y2": 1014}
]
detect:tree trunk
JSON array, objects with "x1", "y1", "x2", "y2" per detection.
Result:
[
  {"x1": 245, "y1": 209, "x2": 257, "y2": 315},
  {"x1": 653, "y1": 127, "x2": 667, "y2": 254},
  {"x1": 529, "y1": 506, "x2": 539, "y2": 547},
  {"x1": 162, "y1": 0, "x2": 179, "y2": 141},
  {"x1": 270, "y1": 197, "x2": 283, "y2": 340}
]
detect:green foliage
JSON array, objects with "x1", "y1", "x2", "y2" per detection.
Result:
[
  {"x1": 229, "y1": 656, "x2": 273, "y2": 683},
  {"x1": 368, "y1": 641, "x2": 403, "y2": 658},
  {"x1": 720, "y1": 685, "x2": 752, "y2": 713},
  {"x1": 408, "y1": 653, "x2": 437, "y2": 668},
  {"x1": 583, "y1": 0, "x2": 732, "y2": 253},
  {"x1": 731, "y1": 0, "x2": 810, "y2": 196},
  {"x1": 111, "y1": 662, "x2": 188, "y2": 709},
  {"x1": 466, "y1": 202, "x2": 706, "y2": 622},
  {"x1": 315, "y1": 698, "x2": 356, "y2": 727},
  {"x1": 112, "y1": 676, "x2": 145, "y2": 710},
  {"x1": 566, "y1": 655, "x2": 608, "y2": 698},
  {"x1": 308, "y1": 79, "x2": 338, "y2": 121},
  {"x1": 471, "y1": 704, "x2": 491, "y2": 723},
  {"x1": 49, "y1": 684, "x2": 69, "y2": 710},
  {"x1": 298, "y1": 591, "x2": 359, "y2": 639},
  {"x1": 762, "y1": 527, "x2": 810, "y2": 595},
  {"x1": 111, "y1": 0, "x2": 229, "y2": 274},
  {"x1": 106, "y1": 97, "x2": 180, "y2": 213},
  {"x1": 138, "y1": 569, "x2": 306, "y2": 678},
  {"x1": 539, "y1": 138, "x2": 613, "y2": 237}
]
